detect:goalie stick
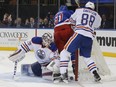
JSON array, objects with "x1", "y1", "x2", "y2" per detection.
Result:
[
  {"x1": 12, "y1": 36, "x2": 22, "y2": 79},
  {"x1": 12, "y1": 61, "x2": 18, "y2": 79}
]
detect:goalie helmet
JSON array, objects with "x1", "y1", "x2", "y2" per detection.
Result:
[
  {"x1": 85, "y1": 1, "x2": 95, "y2": 10},
  {"x1": 42, "y1": 32, "x2": 53, "y2": 47}
]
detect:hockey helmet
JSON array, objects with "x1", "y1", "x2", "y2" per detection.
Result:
[
  {"x1": 85, "y1": 1, "x2": 95, "y2": 10},
  {"x1": 59, "y1": 5, "x2": 68, "y2": 11}
]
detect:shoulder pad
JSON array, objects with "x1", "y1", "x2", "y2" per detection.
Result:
[{"x1": 32, "y1": 37, "x2": 42, "y2": 44}]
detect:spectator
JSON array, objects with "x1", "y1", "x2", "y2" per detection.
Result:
[
  {"x1": 43, "y1": 18, "x2": 49, "y2": 28},
  {"x1": 14, "y1": 17, "x2": 24, "y2": 28},
  {"x1": 39, "y1": 18, "x2": 44, "y2": 28},
  {"x1": 2, "y1": 13, "x2": 9, "y2": 25},
  {"x1": 46, "y1": 12, "x2": 54, "y2": 28},
  {"x1": 24, "y1": 17, "x2": 35, "y2": 28},
  {"x1": 24, "y1": 18, "x2": 30, "y2": 28},
  {"x1": 34, "y1": 18, "x2": 44, "y2": 28},
  {"x1": 29, "y1": 17, "x2": 35, "y2": 28},
  {"x1": 0, "y1": 20, "x2": 6, "y2": 28},
  {"x1": 2, "y1": 13, "x2": 13, "y2": 27},
  {"x1": 100, "y1": 14, "x2": 110, "y2": 29},
  {"x1": 108, "y1": 14, "x2": 114, "y2": 29},
  {"x1": 48, "y1": 13, "x2": 54, "y2": 28}
]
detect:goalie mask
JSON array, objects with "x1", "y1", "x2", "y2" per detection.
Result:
[{"x1": 42, "y1": 33, "x2": 53, "y2": 47}]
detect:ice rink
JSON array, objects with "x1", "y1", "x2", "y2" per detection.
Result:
[{"x1": 0, "y1": 51, "x2": 116, "y2": 87}]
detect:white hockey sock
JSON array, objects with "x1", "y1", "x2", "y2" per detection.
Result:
[
  {"x1": 60, "y1": 67, "x2": 68, "y2": 74},
  {"x1": 83, "y1": 57, "x2": 97, "y2": 74},
  {"x1": 60, "y1": 49, "x2": 70, "y2": 74}
]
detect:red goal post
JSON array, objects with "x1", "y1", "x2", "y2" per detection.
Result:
[{"x1": 75, "y1": 50, "x2": 79, "y2": 81}]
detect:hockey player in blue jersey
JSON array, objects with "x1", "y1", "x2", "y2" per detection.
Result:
[
  {"x1": 54, "y1": 3, "x2": 80, "y2": 77},
  {"x1": 8, "y1": 32, "x2": 60, "y2": 81},
  {"x1": 54, "y1": 5, "x2": 74, "y2": 53}
]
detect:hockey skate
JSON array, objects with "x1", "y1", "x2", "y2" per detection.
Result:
[
  {"x1": 61, "y1": 73, "x2": 68, "y2": 83},
  {"x1": 53, "y1": 73, "x2": 61, "y2": 83},
  {"x1": 93, "y1": 70, "x2": 101, "y2": 82}
]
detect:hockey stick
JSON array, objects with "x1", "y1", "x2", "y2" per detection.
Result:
[
  {"x1": 12, "y1": 36, "x2": 22, "y2": 79},
  {"x1": 12, "y1": 61, "x2": 18, "y2": 79},
  {"x1": 75, "y1": 0, "x2": 80, "y2": 7}
]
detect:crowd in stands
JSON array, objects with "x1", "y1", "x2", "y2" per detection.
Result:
[
  {"x1": 0, "y1": 12, "x2": 54, "y2": 28},
  {"x1": 0, "y1": 12, "x2": 114, "y2": 29},
  {"x1": 100, "y1": 14, "x2": 114, "y2": 29}
]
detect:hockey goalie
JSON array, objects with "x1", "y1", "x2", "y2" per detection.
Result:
[{"x1": 8, "y1": 32, "x2": 61, "y2": 83}]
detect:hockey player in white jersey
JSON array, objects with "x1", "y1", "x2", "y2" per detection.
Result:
[
  {"x1": 60, "y1": 1, "x2": 102, "y2": 83},
  {"x1": 8, "y1": 32, "x2": 60, "y2": 82}
]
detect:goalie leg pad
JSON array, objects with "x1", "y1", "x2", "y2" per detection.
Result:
[
  {"x1": 21, "y1": 64, "x2": 34, "y2": 76},
  {"x1": 31, "y1": 62, "x2": 42, "y2": 77},
  {"x1": 47, "y1": 59, "x2": 60, "y2": 73}
]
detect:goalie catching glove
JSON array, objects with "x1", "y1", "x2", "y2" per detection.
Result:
[{"x1": 8, "y1": 49, "x2": 25, "y2": 62}]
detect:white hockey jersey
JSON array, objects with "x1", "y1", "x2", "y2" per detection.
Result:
[
  {"x1": 19, "y1": 37, "x2": 58, "y2": 65},
  {"x1": 70, "y1": 8, "x2": 102, "y2": 39}
]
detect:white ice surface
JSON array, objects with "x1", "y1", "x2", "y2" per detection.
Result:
[{"x1": 0, "y1": 51, "x2": 116, "y2": 87}]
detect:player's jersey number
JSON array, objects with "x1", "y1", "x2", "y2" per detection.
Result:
[
  {"x1": 81, "y1": 13, "x2": 95, "y2": 27},
  {"x1": 54, "y1": 12, "x2": 63, "y2": 25}
]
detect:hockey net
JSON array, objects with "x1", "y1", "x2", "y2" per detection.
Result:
[{"x1": 68, "y1": 38, "x2": 112, "y2": 82}]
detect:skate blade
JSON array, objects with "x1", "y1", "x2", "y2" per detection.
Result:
[
  {"x1": 53, "y1": 80, "x2": 61, "y2": 83},
  {"x1": 63, "y1": 80, "x2": 69, "y2": 83}
]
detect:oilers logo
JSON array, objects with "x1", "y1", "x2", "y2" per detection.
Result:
[{"x1": 36, "y1": 49, "x2": 46, "y2": 59}]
